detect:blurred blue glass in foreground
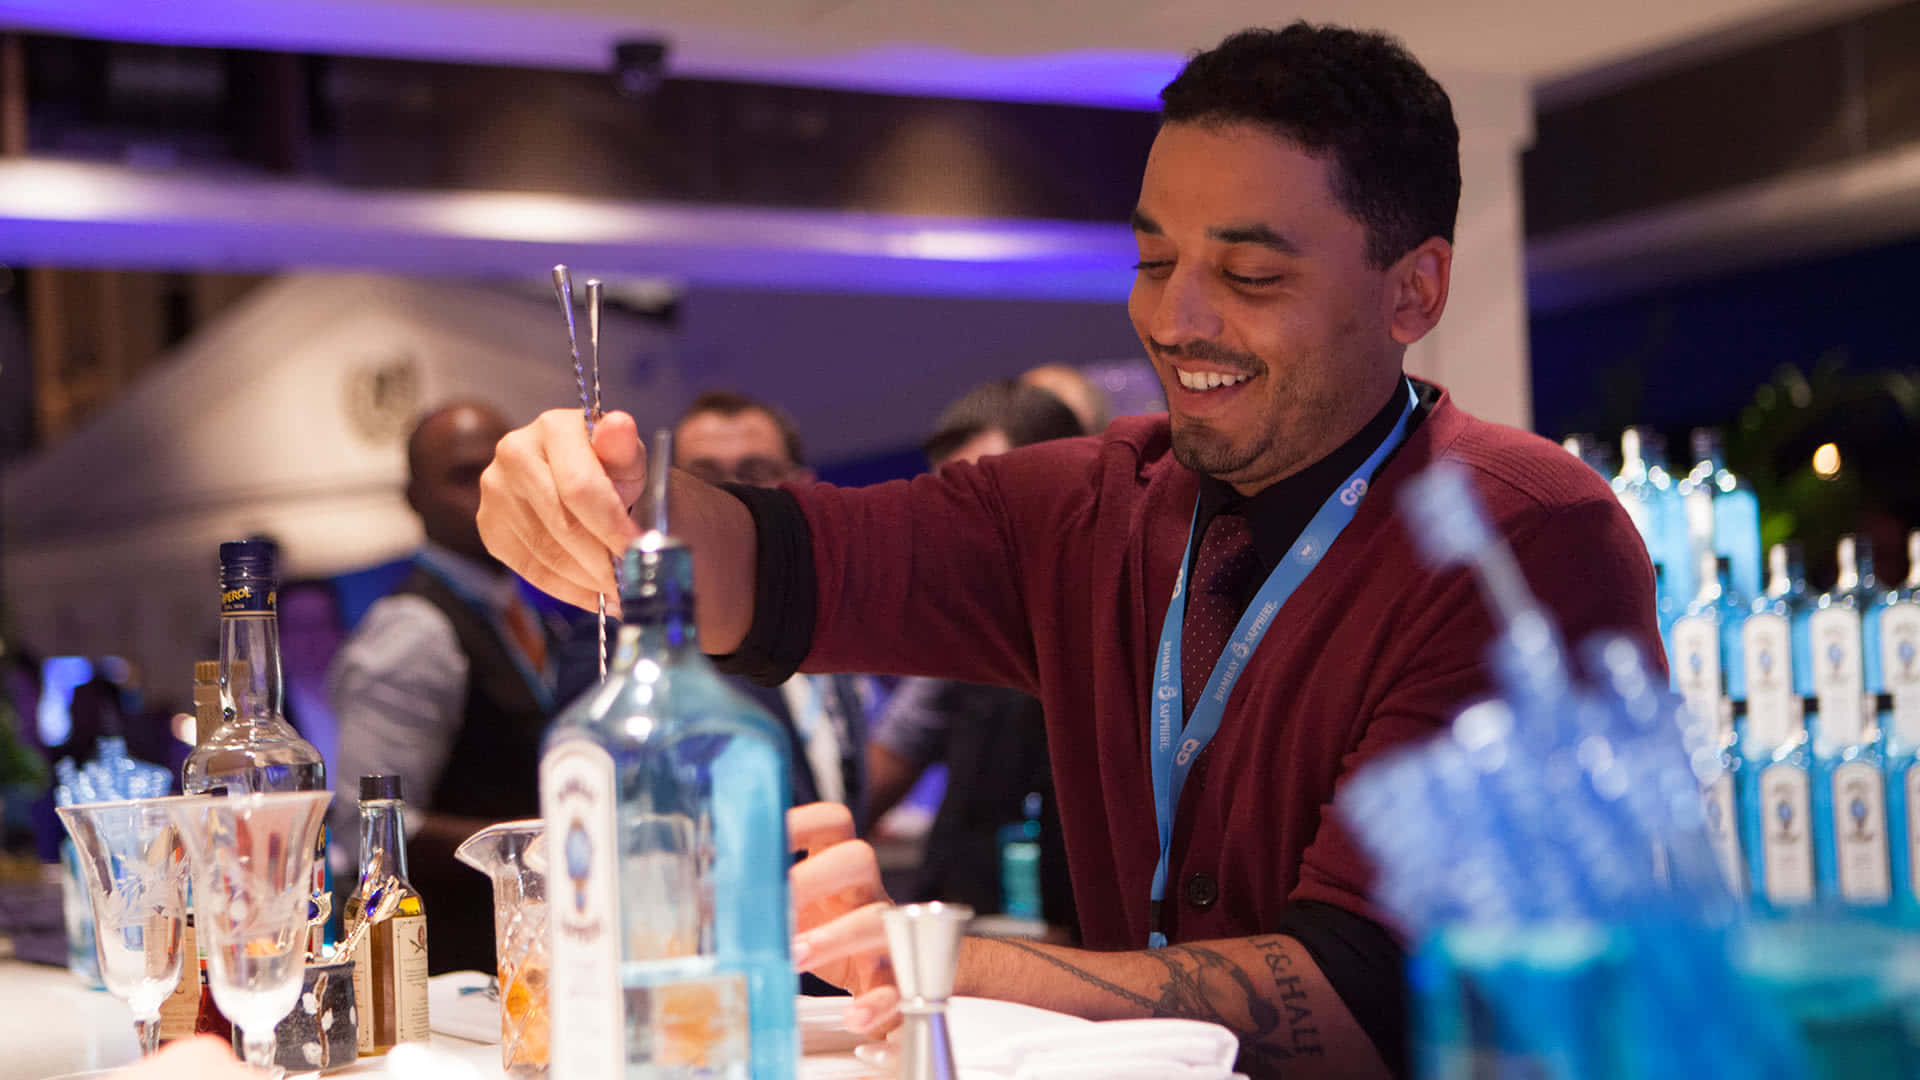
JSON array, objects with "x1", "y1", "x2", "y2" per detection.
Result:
[
  {"x1": 53, "y1": 735, "x2": 174, "y2": 988},
  {"x1": 1341, "y1": 462, "x2": 1920, "y2": 1080}
]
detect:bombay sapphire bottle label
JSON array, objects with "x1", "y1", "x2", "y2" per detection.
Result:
[
  {"x1": 542, "y1": 740, "x2": 623, "y2": 1080},
  {"x1": 1884, "y1": 604, "x2": 1920, "y2": 746},
  {"x1": 1703, "y1": 773, "x2": 1745, "y2": 899},
  {"x1": 1671, "y1": 615, "x2": 1723, "y2": 730},
  {"x1": 1743, "y1": 613, "x2": 1796, "y2": 754},
  {"x1": 1906, "y1": 765, "x2": 1920, "y2": 897},
  {"x1": 1759, "y1": 764, "x2": 1815, "y2": 905},
  {"x1": 1832, "y1": 760, "x2": 1892, "y2": 903},
  {"x1": 1811, "y1": 608, "x2": 1867, "y2": 747}
]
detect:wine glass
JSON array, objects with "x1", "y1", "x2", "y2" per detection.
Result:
[
  {"x1": 168, "y1": 790, "x2": 332, "y2": 1071},
  {"x1": 54, "y1": 795, "x2": 197, "y2": 1058}
]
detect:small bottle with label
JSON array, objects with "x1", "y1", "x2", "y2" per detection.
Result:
[
  {"x1": 1876, "y1": 530, "x2": 1920, "y2": 908},
  {"x1": 344, "y1": 775, "x2": 430, "y2": 1056},
  {"x1": 1810, "y1": 535, "x2": 1893, "y2": 906},
  {"x1": 1738, "y1": 543, "x2": 1817, "y2": 911},
  {"x1": 1669, "y1": 551, "x2": 1747, "y2": 896}
]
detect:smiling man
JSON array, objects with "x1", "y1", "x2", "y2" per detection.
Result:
[{"x1": 476, "y1": 23, "x2": 1661, "y2": 1079}]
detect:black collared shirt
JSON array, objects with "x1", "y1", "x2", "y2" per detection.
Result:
[{"x1": 1188, "y1": 376, "x2": 1429, "y2": 599}]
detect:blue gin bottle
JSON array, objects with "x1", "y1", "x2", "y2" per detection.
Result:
[
  {"x1": 1810, "y1": 535, "x2": 1893, "y2": 906},
  {"x1": 1738, "y1": 542, "x2": 1816, "y2": 910},
  {"x1": 1684, "y1": 429, "x2": 1763, "y2": 601},
  {"x1": 1616, "y1": 427, "x2": 1694, "y2": 611},
  {"x1": 542, "y1": 435, "x2": 797, "y2": 1080},
  {"x1": 1669, "y1": 551, "x2": 1747, "y2": 896},
  {"x1": 1876, "y1": 530, "x2": 1920, "y2": 908}
]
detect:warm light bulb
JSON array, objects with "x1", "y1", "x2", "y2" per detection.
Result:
[{"x1": 1812, "y1": 442, "x2": 1842, "y2": 479}]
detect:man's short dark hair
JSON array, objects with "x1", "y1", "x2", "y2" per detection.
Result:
[
  {"x1": 923, "y1": 380, "x2": 1086, "y2": 465},
  {"x1": 677, "y1": 390, "x2": 808, "y2": 468},
  {"x1": 1159, "y1": 22, "x2": 1460, "y2": 269}
]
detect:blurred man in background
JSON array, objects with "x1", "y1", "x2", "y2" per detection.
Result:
[
  {"x1": 1020, "y1": 363, "x2": 1112, "y2": 434},
  {"x1": 330, "y1": 400, "x2": 557, "y2": 974},
  {"x1": 673, "y1": 391, "x2": 874, "y2": 816},
  {"x1": 865, "y1": 379, "x2": 1084, "y2": 936}
]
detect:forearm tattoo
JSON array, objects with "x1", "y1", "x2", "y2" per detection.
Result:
[{"x1": 988, "y1": 935, "x2": 1327, "y2": 1077}]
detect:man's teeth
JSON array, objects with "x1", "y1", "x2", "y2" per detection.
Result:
[{"x1": 1176, "y1": 369, "x2": 1252, "y2": 391}]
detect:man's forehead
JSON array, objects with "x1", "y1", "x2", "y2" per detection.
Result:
[
  {"x1": 1134, "y1": 121, "x2": 1342, "y2": 230},
  {"x1": 676, "y1": 408, "x2": 790, "y2": 462}
]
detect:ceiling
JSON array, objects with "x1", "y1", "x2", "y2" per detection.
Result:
[{"x1": 0, "y1": 0, "x2": 1863, "y2": 107}]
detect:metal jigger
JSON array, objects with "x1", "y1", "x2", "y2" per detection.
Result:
[{"x1": 882, "y1": 902, "x2": 973, "y2": 1080}]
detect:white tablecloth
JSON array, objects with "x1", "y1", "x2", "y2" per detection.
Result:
[{"x1": 0, "y1": 961, "x2": 882, "y2": 1080}]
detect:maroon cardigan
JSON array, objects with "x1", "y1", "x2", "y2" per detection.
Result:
[{"x1": 790, "y1": 384, "x2": 1662, "y2": 949}]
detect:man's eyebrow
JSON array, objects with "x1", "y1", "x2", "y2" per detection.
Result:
[
  {"x1": 1129, "y1": 208, "x2": 1162, "y2": 234},
  {"x1": 1208, "y1": 223, "x2": 1302, "y2": 255}
]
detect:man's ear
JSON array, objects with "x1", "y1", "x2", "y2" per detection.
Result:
[{"x1": 1386, "y1": 236, "x2": 1451, "y2": 346}]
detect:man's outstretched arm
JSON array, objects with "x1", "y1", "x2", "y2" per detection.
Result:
[{"x1": 957, "y1": 934, "x2": 1390, "y2": 1080}]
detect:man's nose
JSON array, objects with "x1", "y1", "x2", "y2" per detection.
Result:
[{"x1": 1147, "y1": 268, "x2": 1225, "y2": 350}]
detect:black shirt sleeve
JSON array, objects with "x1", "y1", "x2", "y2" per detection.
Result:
[
  {"x1": 1272, "y1": 900, "x2": 1410, "y2": 1078},
  {"x1": 706, "y1": 482, "x2": 818, "y2": 687}
]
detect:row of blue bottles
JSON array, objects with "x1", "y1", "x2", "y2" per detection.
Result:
[
  {"x1": 1585, "y1": 426, "x2": 1762, "y2": 619},
  {"x1": 1668, "y1": 550, "x2": 1748, "y2": 898},
  {"x1": 1614, "y1": 427, "x2": 1697, "y2": 613},
  {"x1": 1680, "y1": 429, "x2": 1762, "y2": 602},
  {"x1": 1670, "y1": 531, "x2": 1920, "y2": 912},
  {"x1": 1809, "y1": 535, "x2": 1892, "y2": 905},
  {"x1": 1737, "y1": 543, "x2": 1815, "y2": 911},
  {"x1": 1884, "y1": 530, "x2": 1920, "y2": 909}
]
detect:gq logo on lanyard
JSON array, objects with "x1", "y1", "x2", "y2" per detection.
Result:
[{"x1": 1175, "y1": 737, "x2": 1201, "y2": 766}]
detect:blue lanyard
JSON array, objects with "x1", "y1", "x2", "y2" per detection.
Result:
[{"x1": 1146, "y1": 380, "x2": 1417, "y2": 947}]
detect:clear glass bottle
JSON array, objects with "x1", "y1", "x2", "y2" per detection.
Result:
[
  {"x1": 1810, "y1": 535, "x2": 1892, "y2": 905},
  {"x1": 541, "y1": 445, "x2": 796, "y2": 1080},
  {"x1": 345, "y1": 775, "x2": 429, "y2": 1056},
  {"x1": 1684, "y1": 428, "x2": 1763, "y2": 602},
  {"x1": 1739, "y1": 542, "x2": 1816, "y2": 910},
  {"x1": 1875, "y1": 530, "x2": 1920, "y2": 907},
  {"x1": 182, "y1": 541, "x2": 326, "y2": 795},
  {"x1": 1616, "y1": 427, "x2": 1693, "y2": 612}
]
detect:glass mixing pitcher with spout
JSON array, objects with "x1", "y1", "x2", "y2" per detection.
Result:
[{"x1": 454, "y1": 820, "x2": 548, "y2": 1076}]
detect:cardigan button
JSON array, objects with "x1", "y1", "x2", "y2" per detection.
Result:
[{"x1": 1184, "y1": 872, "x2": 1219, "y2": 910}]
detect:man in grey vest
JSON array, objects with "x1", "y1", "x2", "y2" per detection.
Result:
[{"x1": 330, "y1": 400, "x2": 558, "y2": 974}]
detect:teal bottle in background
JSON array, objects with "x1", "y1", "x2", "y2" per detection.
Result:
[
  {"x1": 541, "y1": 476, "x2": 797, "y2": 1080},
  {"x1": 1876, "y1": 530, "x2": 1920, "y2": 909},
  {"x1": 997, "y1": 792, "x2": 1045, "y2": 922},
  {"x1": 1669, "y1": 551, "x2": 1747, "y2": 897},
  {"x1": 1684, "y1": 429, "x2": 1763, "y2": 602},
  {"x1": 1738, "y1": 542, "x2": 1816, "y2": 910},
  {"x1": 1810, "y1": 535, "x2": 1892, "y2": 907}
]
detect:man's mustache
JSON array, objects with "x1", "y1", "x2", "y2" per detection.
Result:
[{"x1": 1148, "y1": 338, "x2": 1266, "y2": 377}]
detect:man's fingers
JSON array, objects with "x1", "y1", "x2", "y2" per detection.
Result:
[
  {"x1": 791, "y1": 840, "x2": 887, "y2": 919},
  {"x1": 792, "y1": 896, "x2": 890, "y2": 972},
  {"x1": 537, "y1": 410, "x2": 642, "y2": 556},
  {"x1": 788, "y1": 802, "x2": 857, "y2": 855},
  {"x1": 594, "y1": 411, "x2": 653, "y2": 509},
  {"x1": 847, "y1": 984, "x2": 902, "y2": 1037}
]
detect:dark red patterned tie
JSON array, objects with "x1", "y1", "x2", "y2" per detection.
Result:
[{"x1": 1181, "y1": 512, "x2": 1259, "y2": 720}]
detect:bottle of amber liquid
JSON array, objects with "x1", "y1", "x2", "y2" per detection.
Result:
[
  {"x1": 345, "y1": 775, "x2": 430, "y2": 1055},
  {"x1": 185, "y1": 665, "x2": 236, "y2": 1045}
]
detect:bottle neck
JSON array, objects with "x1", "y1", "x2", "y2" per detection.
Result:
[
  {"x1": 219, "y1": 610, "x2": 286, "y2": 732},
  {"x1": 1908, "y1": 532, "x2": 1920, "y2": 590},
  {"x1": 357, "y1": 798, "x2": 412, "y2": 886},
  {"x1": 616, "y1": 537, "x2": 700, "y2": 662}
]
